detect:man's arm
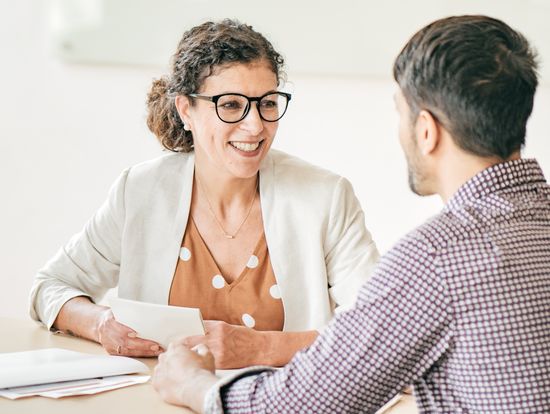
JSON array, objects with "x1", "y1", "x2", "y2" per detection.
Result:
[
  {"x1": 214, "y1": 238, "x2": 453, "y2": 412},
  {"x1": 154, "y1": 236, "x2": 454, "y2": 413}
]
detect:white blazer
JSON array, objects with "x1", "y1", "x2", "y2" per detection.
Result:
[{"x1": 30, "y1": 150, "x2": 379, "y2": 332}]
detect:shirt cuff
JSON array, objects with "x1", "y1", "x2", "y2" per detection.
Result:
[{"x1": 203, "y1": 366, "x2": 276, "y2": 413}]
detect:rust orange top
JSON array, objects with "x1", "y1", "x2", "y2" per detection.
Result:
[{"x1": 169, "y1": 219, "x2": 284, "y2": 331}]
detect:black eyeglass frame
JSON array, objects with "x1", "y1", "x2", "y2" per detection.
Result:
[{"x1": 187, "y1": 91, "x2": 292, "y2": 124}]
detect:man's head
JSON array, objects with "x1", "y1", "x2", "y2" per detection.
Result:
[{"x1": 393, "y1": 15, "x2": 538, "y2": 195}]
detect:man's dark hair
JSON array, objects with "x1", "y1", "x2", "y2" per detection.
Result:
[{"x1": 393, "y1": 15, "x2": 539, "y2": 159}]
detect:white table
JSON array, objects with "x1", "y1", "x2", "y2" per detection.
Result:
[{"x1": 0, "y1": 317, "x2": 417, "y2": 413}]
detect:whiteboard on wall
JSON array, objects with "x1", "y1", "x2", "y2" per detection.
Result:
[{"x1": 48, "y1": 0, "x2": 549, "y2": 82}]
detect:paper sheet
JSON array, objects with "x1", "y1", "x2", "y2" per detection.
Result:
[
  {"x1": 0, "y1": 375, "x2": 150, "y2": 400},
  {"x1": 0, "y1": 348, "x2": 148, "y2": 389},
  {"x1": 376, "y1": 393, "x2": 403, "y2": 413},
  {"x1": 110, "y1": 297, "x2": 205, "y2": 348}
]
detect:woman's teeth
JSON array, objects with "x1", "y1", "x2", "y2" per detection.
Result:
[{"x1": 230, "y1": 141, "x2": 260, "y2": 152}]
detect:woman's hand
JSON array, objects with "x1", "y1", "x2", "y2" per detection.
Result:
[
  {"x1": 182, "y1": 320, "x2": 319, "y2": 368},
  {"x1": 54, "y1": 296, "x2": 162, "y2": 357},
  {"x1": 182, "y1": 320, "x2": 266, "y2": 368},
  {"x1": 153, "y1": 342, "x2": 217, "y2": 412},
  {"x1": 96, "y1": 308, "x2": 163, "y2": 357}
]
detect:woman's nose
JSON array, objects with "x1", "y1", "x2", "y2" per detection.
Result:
[{"x1": 239, "y1": 103, "x2": 265, "y2": 135}]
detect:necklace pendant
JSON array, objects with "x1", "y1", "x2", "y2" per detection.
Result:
[{"x1": 196, "y1": 174, "x2": 258, "y2": 241}]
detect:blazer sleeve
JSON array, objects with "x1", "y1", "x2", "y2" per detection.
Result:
[
  {"x1": 29, "y1": 169, "x2": 129, "y2": 329},
  {"x1": 324, "y1": 177, "x2": 379, "y2": 311}
]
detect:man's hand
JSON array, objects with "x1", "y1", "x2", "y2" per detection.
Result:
[
  {"x1": 182, "y1": 320, "x2": 265, "y2": 368},
  {"x1": 153, "y1": 341, "x2": 217, "y2": 413}
]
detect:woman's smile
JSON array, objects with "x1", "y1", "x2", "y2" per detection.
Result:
[{"x1": 229, "y1": 139, "x2": 265, "y2": 156}]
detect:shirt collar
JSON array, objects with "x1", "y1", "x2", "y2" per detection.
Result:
[{"x1": 444, "y1": 158, "x2": 547, "y2": 213}]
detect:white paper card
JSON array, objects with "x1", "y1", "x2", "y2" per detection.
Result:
[
  {"x1": 376, "y1": 393, "x2": 403, "y2": 414},
  {"x1": 109, "y1": 297, "x2": 205, "y2": 348},
  {"x1": 0, "y1": 348, "x2": 148, "y2": 389},
  {"x1": 0, "y1": 374, "x2": 150, "y2": 400}
]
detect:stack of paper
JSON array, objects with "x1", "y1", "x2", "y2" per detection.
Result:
[
  {"x1": 0, "y1": 375, "x2": 150, "y2": 399},
  {"x1": 0, "y1": 348, "x2": 149, "y2": 399}
]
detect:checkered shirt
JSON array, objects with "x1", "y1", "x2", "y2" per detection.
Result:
[{"x1": 205, "y1": 158, "x2": 550, "y2": 413}]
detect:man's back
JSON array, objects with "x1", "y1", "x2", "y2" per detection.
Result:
[
  {"x1": 409, "y1": 158, "x2": 550, "y2": 411},
  {"x1": 214, "y1": 159, "x2": 550, "y2": 414}
]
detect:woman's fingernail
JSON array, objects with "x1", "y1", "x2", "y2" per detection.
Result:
[
  {"x1": 128, "y1": 332, "x2": 137, "y2": 338},
  {"x1": 151, "y1": 345, "x2": 159, "y2": 351}
]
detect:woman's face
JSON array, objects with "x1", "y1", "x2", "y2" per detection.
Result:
[{"x1": 177, "y1": 60, "x2": 280, "y2": 180}]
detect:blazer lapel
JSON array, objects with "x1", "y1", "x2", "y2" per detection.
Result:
[{"x1": 260, "y1": 151, "x2": 298, "y2": 330}]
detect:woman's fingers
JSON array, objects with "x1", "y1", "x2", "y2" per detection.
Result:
[
  {"x1": 122, "y1": 336, "x2": 164, "y2": 356},
  {"x1": 99, "y1": 311, "x2": 163, "y2": 357},
  {"x1": 181, "y1": 334, "x2": 205, "y2": 348},
  {"x1": 108, "y1": 337, "x2": 163, "y2": 357}
]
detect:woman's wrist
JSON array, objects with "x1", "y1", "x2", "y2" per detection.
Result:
[
  {"x1": 260, "y1": 330, "x2": 319, "y2": 366},
  {"x1": 54, "y1": 296, "x2": 109, "y2": 343},
  {"x1": 93, "y1": 306, "x2": 112, "y2": 343}
]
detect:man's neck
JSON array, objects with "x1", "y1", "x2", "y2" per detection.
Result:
[{"x1": 437, "y1": 151, "x2": 521, "y2": 203}]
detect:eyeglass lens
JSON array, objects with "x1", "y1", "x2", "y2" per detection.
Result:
[{"x1": 216, "y1": 93, "x2": 289, "y2": 123}]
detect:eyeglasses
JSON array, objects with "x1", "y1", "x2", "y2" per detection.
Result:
[{"x1": 188, "y1": 91, "x2": 291, "y2": 123}]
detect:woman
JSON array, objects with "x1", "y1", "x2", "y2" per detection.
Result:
[{"x1": 30, "y1": 19, "x2": 379, "y2": 369}]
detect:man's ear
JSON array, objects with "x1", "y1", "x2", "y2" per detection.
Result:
[
  {"x1": 175, "y1": 95, "x2": 193, "y2": 130},
  {"x1": 415, "y1": 109, "x2": 440, "y2": 156}
]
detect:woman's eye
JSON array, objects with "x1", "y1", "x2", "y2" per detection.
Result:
[
  {"x1": 260, "y1": 100, "x2": 277, "y2": 109},
  {"x1": 219, "y1": 101, "x2": 243, "y2": 111}
]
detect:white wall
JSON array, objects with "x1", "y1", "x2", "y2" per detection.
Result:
[{"x1": 1, "y1": 2, "x2": 549, "y2": 319}]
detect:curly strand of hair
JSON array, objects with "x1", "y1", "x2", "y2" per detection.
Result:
[{"x1": 146, "y1": 77, "x2": 193, "y2": 153}]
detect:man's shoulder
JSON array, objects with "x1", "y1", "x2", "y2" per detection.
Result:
[
  {"x1": 382, "y1": 210, "x2": 472, "y2": 266},
  {"x1": 409, "y1": 209, "x2": 476, "y2": 250}
]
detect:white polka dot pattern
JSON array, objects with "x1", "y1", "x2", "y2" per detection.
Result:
[
  {"x1": 269, "y1": 284, "x2": 281, "y2": 299},
  {"x1": 246, "y1": 255, "x2": 259, "y2": 269},
  {"x1": 179, "y1": 247, "x2": 191, "y2": 261},
  {"x1": 211, "y1": 275, "x2": 225, "y2": 289},
  {"x1": 208, "y1": 159, "x2": 550, "y2": 413},
  {"x1": 241, "y1": 313, "x2": 256, "y2": 328}
]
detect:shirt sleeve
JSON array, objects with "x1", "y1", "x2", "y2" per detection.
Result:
[
  {"x1": 325, "y1": 177, "x2": 380, "y2": 311},
  {"x1": 205, "y1": 235, "x2": 454, "y2": 413},
  {"x1": 29, "y1": 168, "x2": 129, "y2": 329}
]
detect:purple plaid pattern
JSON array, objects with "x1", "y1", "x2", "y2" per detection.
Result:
[{"x1": 207, "y1": 159, "x2": 550, "y2": 413}]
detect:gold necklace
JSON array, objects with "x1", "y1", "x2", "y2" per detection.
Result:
[{"x1": 196, "y1": 174, "x2": 258, "y2": 239}]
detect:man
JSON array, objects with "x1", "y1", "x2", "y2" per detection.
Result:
[{"x1": 152, "y1": 15, "x2": 550, "y2": 413}]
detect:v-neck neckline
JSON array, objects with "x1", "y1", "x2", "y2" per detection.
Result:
[{"x1": 189, "y1": 217, "x2": 264, "y2": 288}]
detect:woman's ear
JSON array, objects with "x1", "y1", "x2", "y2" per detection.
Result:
[
  {"x1": 175, "y1": 95, "x2": 193, "y2": 131},
  {"x1": 415, "y1": 109, "x2": 440, "y2": 156}
]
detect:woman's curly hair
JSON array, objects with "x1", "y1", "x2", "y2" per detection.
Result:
[{"x1": 146, "y1": 19, "x2": 285, "y2": 152}]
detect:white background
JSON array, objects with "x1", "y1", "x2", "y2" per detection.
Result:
[{"x1": 1, "y1": 1, "x2": 548, "y2": 319}]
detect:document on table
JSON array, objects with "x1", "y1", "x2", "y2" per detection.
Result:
[
  {"x1": 0, "y1": 348, "x2": 149, "y2": 399},
  {"x1": 376, "y1": 393, "x2": 403, "y2": 413},
  {"x1": 0, "y1": 375, "x2": 150, "y2": 400},
  {"x1": 109, "y1": 297, "x2": 205, "y2": 348}
]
